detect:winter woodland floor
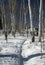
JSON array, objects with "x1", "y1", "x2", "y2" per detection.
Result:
[{"x1": 0, "y1": 34, "x2": 45, "y2": 65}]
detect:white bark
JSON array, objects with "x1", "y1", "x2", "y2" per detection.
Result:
[
  {"x1": 39, "y1": 0, "x2": 43, "y2": 59},
  {"x1": 11, "y1": 0, "x2": 15, "y2": 33},
  {"x1": 39, "y1": 0, "x2": 43, "y2": 41},
  {"x1": 24, "y1": 11, "x2": 26, "y2": 29},
  {"x1": 11, "y1": 15, "x2": 15, "y2": 32},
  {"x1": 28, "y1": 0, "x2": 33, "y2": 32},
  {"x1": 42, "y1": 7, "x2": 43, "y2": 36},
  {"x1": 24, "y1": 12, "x2": 26, "y2": 28}
]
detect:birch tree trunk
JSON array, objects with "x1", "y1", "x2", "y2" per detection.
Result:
[
  {"x1": 23, "y1": 0, "x2": 28, "y2": 36},
  {"x1": 12, "y1": 0, "x2": 15, "y2": 36},
  {"x1": 24, "y1": 11, "x2": 27, "y2": 35},
  {"x1": 39, "y1": 0, "x2": 43, "y2": 42},
  {"x1": 28, "y1": 0, "x2": 33, "y2": 32},
  {"x1": 22, "y1": 0, "x2": 25, "y2": 36},
  {"x1": 39, "y1": 0, "x2": 43, "y2": 59},
  {"x1": 10, "y1": 0, "x2": 16, "y2": 37},
  {"x1": 42, "y1": 6, "x2": 43, "y2": 37},
  {"x1": 28, "y1": 0, "x2": 35, "y2": 42}
]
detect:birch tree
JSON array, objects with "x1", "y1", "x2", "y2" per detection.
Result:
[
  {"x1": 28, "y1": 0, "x2": 35, "y2": 42},
  {"x1": 28, "y1": 0, "x2": 33, "y2": 32},
  {"x1": 39, "y1": 0, "x2": 43, "y2": 42},
  {"x1": 9, "y1": 0, "x2": 16, "y2": 37},
  {"x1": 39, "y1": 0, "x2": 43, "y2": 59}
]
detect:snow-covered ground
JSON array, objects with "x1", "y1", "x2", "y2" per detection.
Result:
[
  {"x1": 0, "y1": 34, "x2": 27, "y2": 55},
  {"x1": 0, "y1": 34, "x2": 45, "y2": 65},
  {"x1": 0, "y1": 34, "x2": 27, "y2": 65},
  {"x1": 23, "y1": 56, "x2": 45, "y2": 65},
  {"x1": 21, "y1": 40, "x2": 45, "y2": 65},
  {"x1": 0, "y1": 57, "x2": 19, "y2": 65},
  {"x1": 21, "y1": 42, "x2": 41, "y2": 58}
]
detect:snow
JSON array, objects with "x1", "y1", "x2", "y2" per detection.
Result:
[
  {"x1": 0, "y1": 35, "x2": 5, "y2": 40},
  {"x1": 23, "y1": 56, "x2": 45, "y2": 65},
  {"x1": 21, "y1": 42, "x2": 41, "y2": 58},
  {"x1": 21, "y1": 40, "x2": 45, "y2": 65},
  {"x1": 0, "y1": 57, "x2": 19, "y2": 65},
  {"x1": 0, "y1": 35, "x2": 27, "y2": 55},
  {"x1": 0, "y1": 34, "x2": 45, "y2": 65},
  {"x1": 0, "y1": 34, "x2": 27, "y2": 65}
]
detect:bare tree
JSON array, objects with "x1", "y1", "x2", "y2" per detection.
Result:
[
  {"x1": 9, "y1": 0, "x2": 16, "y2": 37},
  {"x1": 39, "y1": 0, "x2": 43, "y2": 42},
  {"x1": 22, "y1": 0, "x2": 25, "y2": 36},
  {"x1": 19, "y1": 0, "x2": 25, "y2": 36},
  {"x1": 24, "y1": 8, "x2": 29, "y2": 37},
  {"x1": 0, "y1": 0, "x2": 5, "y2": 32},
  {"x1": 2, "y1": 1, "x2": 8, "y2": 40},
  {"x1": 0, "y1": 0, "x2": 3, "y2": 30},
  {"x1": 28, "y1": 0, "x2": 35, "y2": 42},
  {"x1": 28, "y1": 0, "x2": 33, "y2": 32},
  {"x1": 19, "y1": 1, "x2": 22, "y2": 35},
  {"x1": 39, "y1": 0, "x2": 43, "y2": 59}
]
